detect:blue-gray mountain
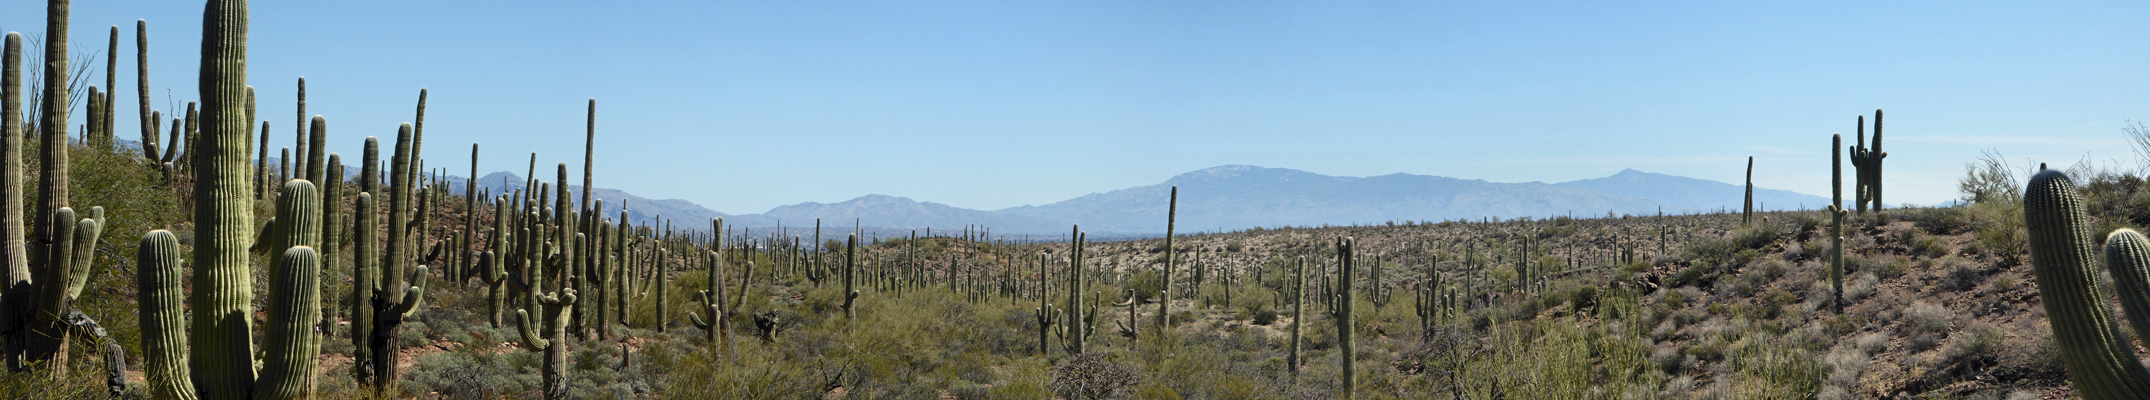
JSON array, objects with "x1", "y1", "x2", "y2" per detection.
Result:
[
  {"x1": 1554, "y1": 168, "x2": 1833, "y2": 215},
  {"x1": 440, "y1": 165, "x2": 1826, "y2": 236}
]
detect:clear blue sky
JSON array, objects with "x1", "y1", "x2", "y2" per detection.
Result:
[{"x1": 7, "y1": 1, "x2": 2147, "y2": 214}]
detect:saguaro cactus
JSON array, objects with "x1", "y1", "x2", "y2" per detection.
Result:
[
  {"x1": 350, "y1": 138, "x2": 380, "y2": 382},
  {"x1": 258, "y1": 180, "x2": 323, "y2": 399},
  {"x1": 0, "y1": 30, "x2": 27, "y2": 369},
  {"x1": 1850, "y1": 112, "x2": 1888, "y2": 212},
  {"x1": 137, "y1": 231, "x2": 195, "y2": 399},
  {"x1": 1159, "y1": 186, "x2": 1176, "y2": 332},
  {"x1": 517, "y1": 283, "x2": 577, "y2": 400},
  {"x1": 1328, "y1": 237, "x2": 1357, "y2": 400},
  {"x1": 1288, "y1": 256, "x2": 1305, "y2": 384},
  {"x1": 1068, "y1": 227, "x2": 1088, "y2": 354},
  {"x1": 366, "y1": 123, "x2": 431, "y2": 391},
  {"x1": 688, "y1": 249, "x2": 729, "y2": 344},
  {"x1": 139, "y1": 13, "x2": 339, "y2": 395},
  {"x1": 2023, "y1": 169, "x2": 2150, "y2": 399},
  {"x1": 843, "y1": 234, "x2": 861, "y2": 324},
  {"x1": 185, "y1": 0, "x2": 261, "y2": 395},
  {"x1": 136, "y1": 20, "x2": 159, "y2": 159},
  {"x1": 1829, "y1": 134, "x2": 1848, "y2": 312},
  {"x1": 1742, "y1": 156, "x2": 1754, "y2": 226}
]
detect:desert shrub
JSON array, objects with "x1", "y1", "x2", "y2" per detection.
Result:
[
  {"x1": 1928, "y1": 324, "x2": 2003, "y2": 375},
  {"x1": 1899, "y1": 206, "x2": 1975, "y2": 236},
  {"x1": 1126, "y1": 270, "x2": 1161, "y2": 304},
  {"x1": 1729, "y1": 333, "x2": 1823, "y2": 398},
  {"x1": 406, "y1": 349, "x2": 541, "y2": 399},
  {"x1": 1053, "y1": 353, "x2": 1139, "y2": 400},
  {"x1": 1904, "y1": 301, "x2": 1953, "y2": 335},
  {"x1": 1853, "y1": 332, "x2": 1890, "y2": 356},
  {"x1": 1821, "y1": 346, "x2": 1869, "y2": 394},
  {"x1": 1843, "y1": 273, "x2": 1879, "y2": 303}
]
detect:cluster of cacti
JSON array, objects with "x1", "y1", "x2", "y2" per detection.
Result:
[
  {"x1": 1850, "y1": 110, "x2": 1886, "y2": 212},
  {"x1": 127, "y1": 3, "x2": 366, "y2": 397},
  {"x1": 687, "y1": 218, "x2": 732, "y2": 345},
  {"x1": 0, "y1": 4, "x2": 129, "y2": 392},
  {"x1": 1412, "y1": 254, "x2": 1446, "y2": 338},
  {"x1": 2023, "y1": 168, "x2": 2150, "y2": 398}
]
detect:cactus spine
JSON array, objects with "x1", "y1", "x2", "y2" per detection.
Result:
[{"x1": 2023, "y1": 169, "x2": 2150, "y2": 398}]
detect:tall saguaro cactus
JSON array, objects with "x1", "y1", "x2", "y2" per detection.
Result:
[
  {"x1": 518, "y1": 283, "x2": 577, "y2": 400},
  {"x1": 1328, "y1": 237, "x2": 1357, "y2": 400},
  {"x1": 2023, "y1": 169, "x2": 2150, "y2": 399},
  {"x1": 1159, "y1": 186, "x2": 1176, "y2": 332},
  {"x1": 1288, "y1": 256, "x2": 1305, "y2": 385},
  {"x1": 1742, "y1": 156, "x2": 1754, "y2": 226},
  {"x1": 1829, "y1": 134, "x2": 1848, "y2": 312},
  {"x1": 1068, "y1": 226, "x2": 1087, "y2": 354},
  {"x1": 843, "y1": 233, "x2": 861, "y2": 324},
  {"x1": 0, "y1": 31, "x2": 29, "y2": 371},
  {"x1": 137, "y1": 20, "x2": 159, "y2": 159},
  {"x1": 366, "y1": 123, "x2": 431, "y2": 391},
  {"x1": 189, "y1": 0, "x2": 257, "y2": 395}
]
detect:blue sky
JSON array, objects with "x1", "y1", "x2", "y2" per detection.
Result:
[{"x1": 6, "y1": 1, "x2": 2147, "y2": 214}]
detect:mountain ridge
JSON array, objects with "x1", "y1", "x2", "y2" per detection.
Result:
[{"x1": 437, "y1": 165, "x2": 1827, "y2": 236}]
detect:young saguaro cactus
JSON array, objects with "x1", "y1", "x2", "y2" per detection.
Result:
[
  {"x1": 2023, "y1": 169, "x2": 2150, "y2": 399},
  {"x1": 136, "y1": 231, "x2": 195, "y2": 399}
]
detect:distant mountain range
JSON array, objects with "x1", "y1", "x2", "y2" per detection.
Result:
[{"x1": 434, "y1": 165, "x2": 1827, "y2": 237}]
